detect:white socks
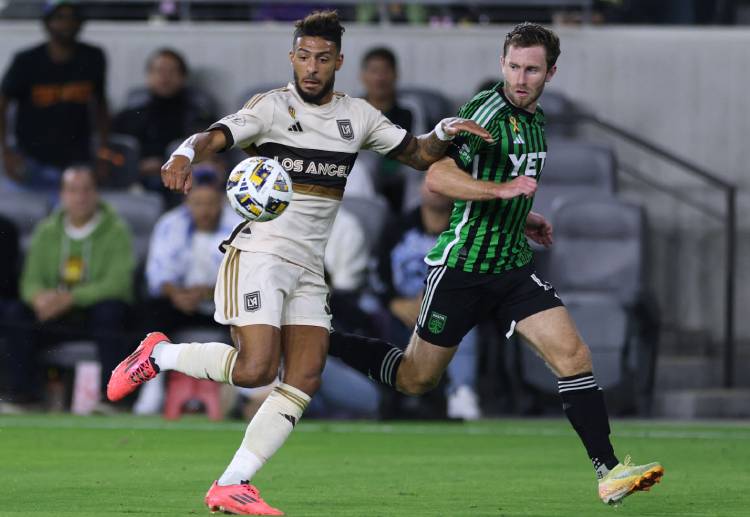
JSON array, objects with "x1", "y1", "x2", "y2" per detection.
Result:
[
  {"x1": 151, "y1": 342, "x2": 238, "y2": 384},
  {"x1": 218, "y1": 383, "x2": 310, "y2": 485}
]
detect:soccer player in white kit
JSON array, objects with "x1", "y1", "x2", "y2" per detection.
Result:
[{"x1": 107, "y1": 10, "x2": 492, "y2": 516}]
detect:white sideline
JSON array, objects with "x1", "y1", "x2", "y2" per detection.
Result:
[{"x1": 1, "y1": 417, "x2": 749, "y2": 441}]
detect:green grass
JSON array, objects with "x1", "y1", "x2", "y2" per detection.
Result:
[{"x1": 1, "y1": 416, "x2": 749, "y2": 516}]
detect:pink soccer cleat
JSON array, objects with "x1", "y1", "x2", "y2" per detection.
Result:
[
  {"x1": 106, "y1": 332, "x2": 169, "y2": 402},
  {"x1": 205, "y1": 481, "x2": 284, "y2": 515}
]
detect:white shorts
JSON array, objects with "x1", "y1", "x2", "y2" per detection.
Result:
[{"x1": 213, "y1": 248, "x2": 331, "y2": 329}]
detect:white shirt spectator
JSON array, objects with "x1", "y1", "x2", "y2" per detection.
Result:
[{"x1": 146, "y1": 203, "x2": 242, "y2": 299}]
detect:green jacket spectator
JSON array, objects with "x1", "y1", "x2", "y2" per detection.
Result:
[
  {"x1": 21, "y1": 202, "x2": 134, "y2": 307},
  {"x1": 2, "y1": 166, "x2": 134, "y2": 406}
]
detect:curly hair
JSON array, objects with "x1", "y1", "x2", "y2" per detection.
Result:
[
  {"x1": 503, "y1": 22, "x2": 561, "y2": 70},
  {"x1": 293, "y1": 10, "x2": 345, "y2": 51}
]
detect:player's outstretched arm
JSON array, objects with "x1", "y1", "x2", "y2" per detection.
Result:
[
  {"x1": 161, "y1": 129, "x2": 227, "y2": 193},
  {"x1": 393, "y1": 118, "x2": 494, "y2": 170},
  {"x1": 425, "y1": 157, "x2": 538, "y2": 201}
]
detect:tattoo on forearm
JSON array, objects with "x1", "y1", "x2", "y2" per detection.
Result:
[{"x1": 397, "y1": 133, "x2": 450, "y2": 170}]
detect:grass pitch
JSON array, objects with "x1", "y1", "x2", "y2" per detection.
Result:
[{"x1": 1, "y1": 415, "x2": 748, "y2": 516}]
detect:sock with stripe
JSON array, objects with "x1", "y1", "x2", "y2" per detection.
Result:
[
  {"x1": 558, "y1": 372, "x2": 619, "y2": 479},
  {"x1": 151, "y1": 341, "x2": 238, "y2": 383},
  {"x1": 218, "y1": 383, "x2": 310, "y2": 485},
  {"x1": 328, "y1": 331, "x2": 403, "y2": 388}
]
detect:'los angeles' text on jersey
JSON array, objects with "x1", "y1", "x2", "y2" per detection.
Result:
[
  {"x1": 211, "y1": 84, "x2": 410, "y2": 275},
  {"x1": 426, "y1": 83, "x2": 547, "y2": 273}
]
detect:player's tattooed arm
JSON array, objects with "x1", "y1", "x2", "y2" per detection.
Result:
[
  {"x1": 161, "y1": 130, "x2": 227, "y2": 193},
  {"x1": 393, "y1": 118, "x2": 494, "y2": 170}
]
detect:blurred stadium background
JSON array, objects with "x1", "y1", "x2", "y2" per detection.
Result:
[{"x1": 0, "y1": 1, "x2": 748, "y2": 514}]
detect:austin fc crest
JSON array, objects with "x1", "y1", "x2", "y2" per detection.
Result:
[
  {"x1": 427, "y1": 311, "x2": 447, "y2": 334},
  {"x1": 337, "y1": 119, "x2": 354, "y2": 140},
  {"x1": 244, "y1": 291, "x2": 261, "y2": 312}
]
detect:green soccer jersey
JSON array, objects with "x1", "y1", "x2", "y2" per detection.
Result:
[{"x1": 425, "y1": 83, "x2": 548, "y2": 274}]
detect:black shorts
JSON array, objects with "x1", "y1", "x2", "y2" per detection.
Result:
[{"x1": 415, "y1": 263, "x2": 564, "y2": 347}]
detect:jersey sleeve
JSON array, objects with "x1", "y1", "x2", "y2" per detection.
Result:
[
  {"x1": 207, "y1": 93, "x2": 275, "y2": 151},
  {"x1": 446, "y1": 100, "x2": 492, "y2": 172},
  {"x1": 361, "y1": 101, "x2": 411, "y2": 156}
]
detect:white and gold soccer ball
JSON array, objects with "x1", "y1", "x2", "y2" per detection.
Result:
[{"x1": 226, "y1": 156, "x2": 293, "y2": 222}]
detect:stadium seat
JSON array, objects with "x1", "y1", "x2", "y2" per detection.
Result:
[
  {"x1": 538, "y1": 89, "x2": 581, "y2": 137},
  {"x1": 42, "y1": 340, "x2": 98, "y2": 368},
  {"x1": 532, "y1": 139, "x2": 616, "y2": 221},
  {"x1": 100, "y1": 190, "x2": 165, "y2": 262},
  {"x1": 0, "y1": 190, "x2": 51, "y2": 251},
  {"x1": 530, "y1": 139, "x2": 616, "y2": 277},
  {"x1": 548, "y1": 196, "x2": 645, "y2": 306},
  {"x1": 42, "y1": 340, "x2": 100, "y2": 414},
  {"x1": 517, "y1": 197, "x2": 654, "y2": 413}
]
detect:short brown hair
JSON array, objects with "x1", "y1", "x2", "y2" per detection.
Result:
[
  {"x1": 503, "y1": 22, "x2": 560, "y2": 70},
  {"x1": 293, "y1": 10, "x2": 345, "y2": 51}
]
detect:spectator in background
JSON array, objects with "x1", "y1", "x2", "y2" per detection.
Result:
[
  {"x1": 360, "y1": 47, "x2": 414, "y2": 212},
  {"x1": 0, "y1": 215, "x2": 20, "y2": 399},
  {"x1": 0, "y1": 1, "x2": 109, "y2": 190},
  {"x1": 114, "y1": 48, "x2": 215, "y2": 203},
  {"x1": 0, "y1": 215, "x2": 20, "y2": 307},
  {"x1": 143, "y1": 164, "x2": 240, "y2": 336},
  {"x1": 372, "y1": 182, "x2": 481, "y2": 420},
  {"x1": 1, "y1": 165, "x2": 133, "y2": 406}
]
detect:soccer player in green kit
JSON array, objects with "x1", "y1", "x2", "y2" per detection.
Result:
[{"x1": 329, "y1": 22, "x2": 663, "y2": 506}]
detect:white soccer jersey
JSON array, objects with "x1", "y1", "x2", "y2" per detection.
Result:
[{"x1": 210, "y1": 82, "x2": 410, "y2": 274}]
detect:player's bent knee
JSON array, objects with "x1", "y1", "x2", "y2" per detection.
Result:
[
  {"x1": 231, "y1": 359, "x2": 279, "y2": 388},
  {"x1": 282, "y1": 372, "x2": 321, "y2": 397},
  {"x1": 399, "y1": 371, "x2": 441, "y2": 396},
  {"x1": 552, "y1": 341, "x2": 592, "y2": 377}
]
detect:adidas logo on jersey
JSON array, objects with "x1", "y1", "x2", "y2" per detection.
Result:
[
  {"x1": 287, "y1": 121, "x2": 304, "y2": 133},
  {"x1": 513, "y1": 133, "x2": 525, "y2": 145}
]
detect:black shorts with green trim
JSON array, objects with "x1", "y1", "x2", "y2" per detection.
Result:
[{"x1": 415, "y1": 262, "x2": 564, "y2": 347}]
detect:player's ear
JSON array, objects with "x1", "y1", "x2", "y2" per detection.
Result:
[
  {"x1": 289, "y1": 49, "x2": 294, "y2": 63},
  {"x1": 545, "y1": 64, "x2": 557, "y2": 82},
  {"x1": 335, "y1": 52, "x2": 344, "y2": 71}
]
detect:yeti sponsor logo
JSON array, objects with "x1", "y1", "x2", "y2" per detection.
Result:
[
  {"x1": 509, "y1": 151, "x2": 547, "y2": 177},
  {"x1": 244, "y1": 291, "x2": 261, "y2": 312},
  {"x1": 337, "y1": 119, "x2": 354, "y2": 140}
]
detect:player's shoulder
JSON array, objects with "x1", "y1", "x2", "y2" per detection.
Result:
[
  {"x1": 241, "y1": 85, "x2": 292, "y2": 110},
  {"x1": 459, "y1": 87, "x2": 507, "y2": 121},
  {"x1": 340, "y1": 93, "x2": 384, "y2": 120}
]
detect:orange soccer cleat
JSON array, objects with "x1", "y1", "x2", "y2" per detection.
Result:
[
  {"x1": 106, "y1": 332, "x2": 169, "y2": 402},
  {"x1": 205, "y1": 481, "x2": 284, "y2": 515},
  {"x1": 598, "y1": 455, "x2": 664, "y2": 505}
]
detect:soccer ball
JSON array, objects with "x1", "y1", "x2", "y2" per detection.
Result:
[{"x1": 226, "y1": 156, "x2": 293, "y2": 222}]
